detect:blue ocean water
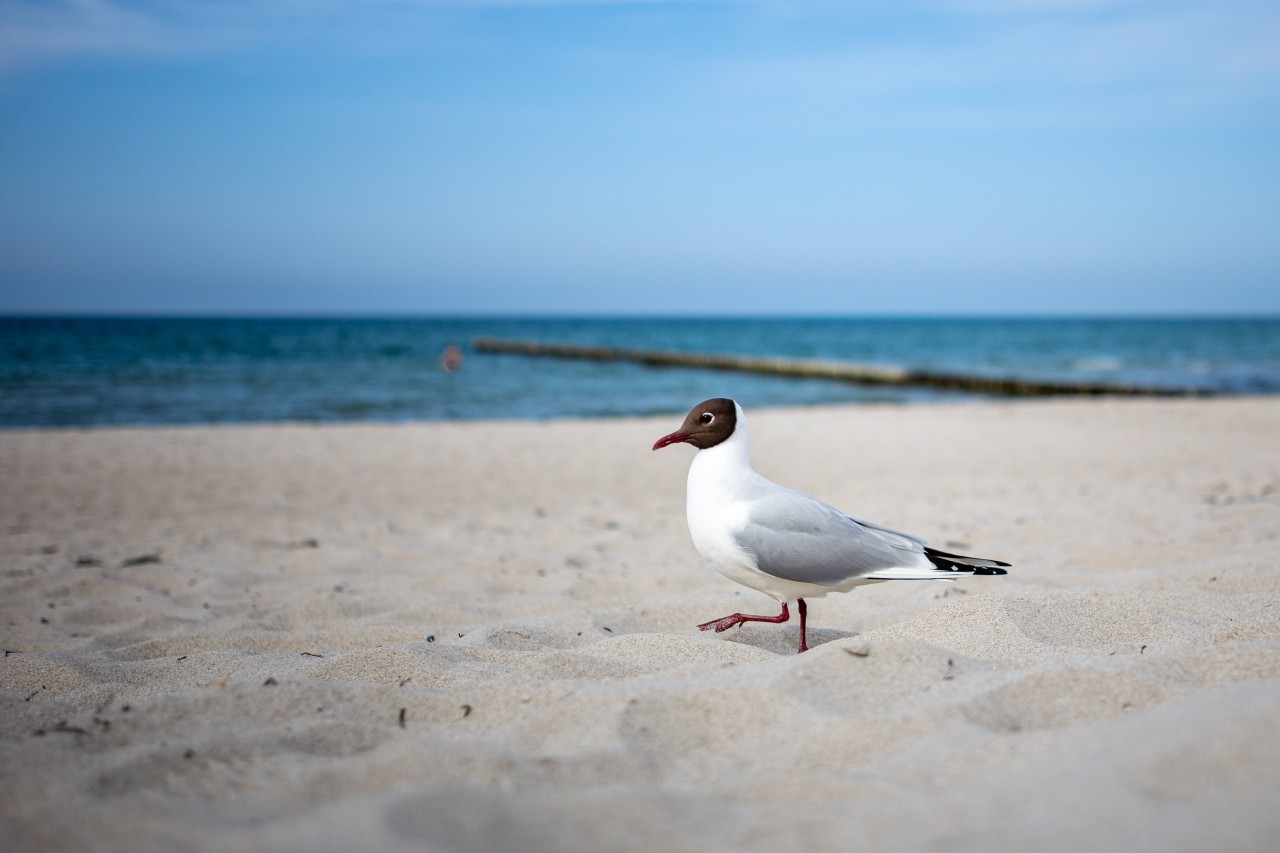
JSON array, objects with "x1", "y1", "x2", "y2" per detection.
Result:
[{"x1": 1, "y1": 316, "x2": 1278, "y2": 428}]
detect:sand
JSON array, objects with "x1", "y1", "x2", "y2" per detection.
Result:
[{"x1": 2, "y1": 398, "x2": 1279, "y2": 852}]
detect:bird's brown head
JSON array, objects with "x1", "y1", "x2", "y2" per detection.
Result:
[{"x1": 652, "y1": 398, "x2": 738, "y2": 451}]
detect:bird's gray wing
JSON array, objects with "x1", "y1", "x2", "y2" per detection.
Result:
[
  {"x1": 845, "y1": 515, "x2": 928, "y2": 551},
  {"x1": 734, "y1": 489, "x2": 929, "y2": 585}
]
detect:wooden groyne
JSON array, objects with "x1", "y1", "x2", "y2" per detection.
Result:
[{"x1": 471, "y1": 337, "x2": 1212, "y2": 398}]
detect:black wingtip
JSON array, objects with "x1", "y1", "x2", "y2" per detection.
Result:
[{"x1": 924, "y1": 546, "x2": 1011, "y2": 575}]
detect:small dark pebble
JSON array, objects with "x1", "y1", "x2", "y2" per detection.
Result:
[
  {"x1": 183, "y1": 749, "x2": 195, "y2": 760},
  {"x1": 426, "y1": 635, "x2": 435, "y2": 643},
  {"x1": 462, "y1": 704, "x2": 473, "y2": 718},
  {"x1": 289, "y1": 538, "x2": 320, "y2": 549},
  {"x1": 602, "y1": 626, "x2": 613, "y2": 633},
  {"x1": 121, "y1": 704, "x2": 131, "y2": 712},
  {"x1": 263, "y1": 677, "x2": 278, "y2": 686},
  {"x1": 39, "y1": 617, "x2": 49, "y2": 624},
  {"x1": 121, "y1": 554, "x2": 161, "y2": 567},
  {"x1": 75, "y1": 556, "x2": 101, "y2": 567},
  {"x1": 398, "y1": 708, "x2": 407, "y2": 728}
]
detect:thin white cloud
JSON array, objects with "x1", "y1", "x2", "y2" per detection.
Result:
[
  {"x1": 0, "y1": 0, "x2": 731, "y2": 75},
  {"x1": 715, "y1": 1, "x2": 1280, "y2": 127},
  {"x1": 3, "y1": 0, "x2": 1278, "y2": 130},
  {"x1": 0, "y1": 1, "x2": 167, "y2": 73}
]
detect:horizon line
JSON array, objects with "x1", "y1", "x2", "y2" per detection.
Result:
[{"x1": 4, "y1": 310, "x2": 1280, "y2": 321}]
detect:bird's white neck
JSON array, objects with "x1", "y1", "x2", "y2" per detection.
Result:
[{"x1": 687, "y1": 403, "x2": 754, "y2": 497}]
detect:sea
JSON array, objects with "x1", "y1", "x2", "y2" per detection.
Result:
[{"x1": 1, "y1": 316, "x2": 1278, "y2": 429}]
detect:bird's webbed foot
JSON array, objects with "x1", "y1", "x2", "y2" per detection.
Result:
[
  {"x1": 697, "y1": 614, "x2": 748, "y2": 633},
  {"x1": 696, "y1": 602, "x2": 791, "y2": 634}
]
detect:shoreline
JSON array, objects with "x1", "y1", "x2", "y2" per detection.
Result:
[
  {"x1": 0, "y1": 388, "x2": 1272, "y2": 433},
  {"x1": 3, "y1": 397, "x2": 1279, "y2": 851}
]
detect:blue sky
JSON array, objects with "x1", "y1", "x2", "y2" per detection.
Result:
[{"x1": 1, "y1": 0, "x2": 1278, "y2": 315}]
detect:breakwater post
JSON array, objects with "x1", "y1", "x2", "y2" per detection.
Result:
[{"x1": 471, "y1": 337, "x2": 1211, "y2": 398}]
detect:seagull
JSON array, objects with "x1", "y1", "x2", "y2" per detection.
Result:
[{"x1": 653, "y1": 398, "x2": 1009, "y2": 653}]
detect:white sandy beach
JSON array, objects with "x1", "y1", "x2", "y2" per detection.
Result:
[{"x1": 2, "y1": 398, "x2": 1279, "y2": 852}]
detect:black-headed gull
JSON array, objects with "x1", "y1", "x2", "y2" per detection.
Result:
[{"x1": 653, "y1": 398, "x2": 1009, "y2": 653}]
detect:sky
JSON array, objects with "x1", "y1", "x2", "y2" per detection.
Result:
[{"x1": 1, "y1": 0, "x2": 1278, "y2": 316}]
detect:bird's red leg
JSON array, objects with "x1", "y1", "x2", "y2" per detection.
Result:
[
  {"x1": 698, "y1": 602, "x2": 790, "y2": 634},
  {"x1": 797, "y1": 598, "x2": 808, "y2": 653}
]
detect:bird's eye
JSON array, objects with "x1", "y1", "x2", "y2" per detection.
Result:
[{"x1": 700, "y1": 412, "x2": 714, "y2": 424}]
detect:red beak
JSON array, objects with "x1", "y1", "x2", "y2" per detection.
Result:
[{"x1": 652, "y1": 431, "x2": 689, "y2": 451}]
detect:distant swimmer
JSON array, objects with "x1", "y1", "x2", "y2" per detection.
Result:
[{"x1": 440, "y1": 344, "x2": 463, "y2": 372}]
